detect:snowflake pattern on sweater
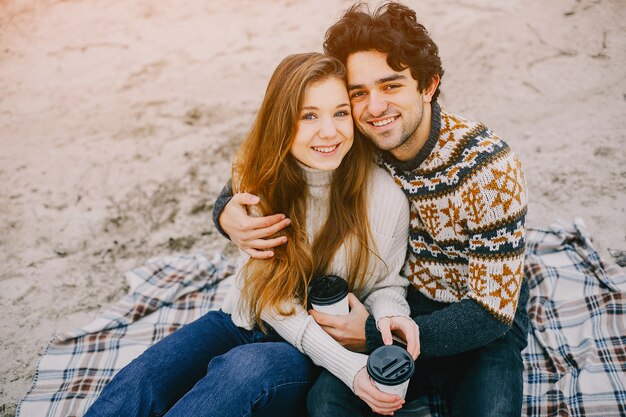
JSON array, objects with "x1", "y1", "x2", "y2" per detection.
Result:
[{"x1": 379, "y1": 104, "x2": 527, "y2": 324}]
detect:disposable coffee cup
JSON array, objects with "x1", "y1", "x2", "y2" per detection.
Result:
[
  {"x1": 367, "y1": 345, "x2": 415, "y2": 398},
  {"x1": 308, "y1": 275, "x2": 349, "y2": 315}
]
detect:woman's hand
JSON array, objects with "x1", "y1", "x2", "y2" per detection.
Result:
[
  {"x1": 309, "y1": 293, "x2": 369, "y2": 352},
  {"x1": 377, "y1": 316, "x2": 421, "y2": 360},
  {"x1": 219, "y1": 193, "x2": 291, "y2": 258},
  {"x1": 353, "y1": 367, "x2": 404, "y2": 415}
]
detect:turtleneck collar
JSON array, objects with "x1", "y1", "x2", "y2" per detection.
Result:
[
  {"x1": 297, "y1": 161, "x2": 335, "y2": 187},
  {"x1": 381, "y1": 100, "x2": 441, "y2": 172}
]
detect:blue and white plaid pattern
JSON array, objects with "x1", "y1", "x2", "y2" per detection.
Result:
[
  {"x1": 16, "y1": 220, "x2": 626, "y2": 417},
  {"x1": 522, "y1": 219, "x2": 626, "y2": 417},
  {"x1": 16, "y1": 252, "x2": 237, "y2": 417}
]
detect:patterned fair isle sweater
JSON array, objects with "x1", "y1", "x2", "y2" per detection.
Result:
[{"x1": 364, "y1": 101, "x2": 529, "y2": 357}]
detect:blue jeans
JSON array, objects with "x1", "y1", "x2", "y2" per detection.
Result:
[
  {"x1": 307, "y1": 319, "x2": 527, "y2": 417},
  {"x1": 85, "y1": 310, "x2": 316, "y2": 417}
]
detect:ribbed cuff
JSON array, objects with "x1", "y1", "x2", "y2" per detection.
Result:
[
  {"x1": 365, "y1": 315, "x2": 384, "y2": 354},
  {"x1": 212, "y1": 179, "x2": 233, "y2": 239}
]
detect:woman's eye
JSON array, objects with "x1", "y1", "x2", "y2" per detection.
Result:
[
  {"x1": 301, "y1": 113, "x2": 317, "y2": 120},
  {"x1": 335, "y1": 110, "x2": 350, "y2": 117}
]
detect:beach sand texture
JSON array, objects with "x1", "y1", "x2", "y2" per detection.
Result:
[{"x1": 1, "y1": 0, "x2": 625, "y2": 415}]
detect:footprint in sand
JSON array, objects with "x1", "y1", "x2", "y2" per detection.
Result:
[{"x1": 121, "y1": 60, "x2": 167, "y2": 91}]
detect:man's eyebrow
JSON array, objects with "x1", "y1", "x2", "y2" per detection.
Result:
[
  {"x1": 347, "y1": 74, "x2": 408, "y2": 91},
  {"x1": 378, "y1": 74, "x2": 407, "y2": 84},
  {"x1": 347, "y1": 84, "x2": 364, "y2": 91}
]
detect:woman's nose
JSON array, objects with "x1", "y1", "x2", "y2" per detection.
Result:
[{"x1": 318, "y1": 117, "x2": 338, "y2": 139}]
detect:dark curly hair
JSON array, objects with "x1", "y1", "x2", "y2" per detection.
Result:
[{"x1": 324, "y1": 2, "x2": 444, "y2": 101}]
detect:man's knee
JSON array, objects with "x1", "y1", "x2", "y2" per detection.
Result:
[
  {"x1": 458, "y1": 392, "x2": 521, "y2": 417},
  {"x1": 307, "y1": 371, "x2": 358, "y2": 417},
  {"x1": 446, "y1": 340, "x2": 524, "y2": 417}
]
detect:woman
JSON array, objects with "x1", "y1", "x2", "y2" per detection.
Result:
[{"x1": 85, "y1": 53, "x2": 413, "y2": 417}]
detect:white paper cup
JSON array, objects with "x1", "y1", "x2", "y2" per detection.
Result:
[
  {"x1": 308, "y1": 275, "x2": 349, "y2": 316},
  {"x1": 367, "y1": 345, "x2": 415, "y2": 399},
  {"x1": 373, "y1": 379, "x2": 411, "y2": 398},
  {"x1": 310, "y1": 293, "x2": 349, "y2": 315}
]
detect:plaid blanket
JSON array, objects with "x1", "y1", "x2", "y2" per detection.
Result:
[
  {"x1": 522, "y1": 219, "x2": 626, "y2": 417},
  {"x1": 16, "y1": 220, "x2": 626, "y2": 417},
  {"x1": 16, "y1": 252, "x2": 238, "y2": 417}
]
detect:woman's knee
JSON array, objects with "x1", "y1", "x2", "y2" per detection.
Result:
[
  {"x1": 194, "y1": 309, "x2": 233, "y2": 331},
  {"x1": 198, "y1": 343, "x2": 314, "y2": 417},
  {"x1": 210, "y1": 342, "x2": 314, "y2": 386}
]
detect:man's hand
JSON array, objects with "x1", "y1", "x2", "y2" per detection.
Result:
[
  {"x1": 219, "y1": 193, "x2": 291, "y2": 259},
  {"x1": 309, "y1": 293, "x2": 369, "y2": 352},
  {"x1": 377, "y1": 316, "x2": 420, "y2": 360},
  {"x1": 353, "y1": 368, "x2": 404, "y2": 415}
]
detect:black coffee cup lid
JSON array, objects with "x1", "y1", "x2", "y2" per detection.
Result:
[
  {"x1": 308, "y1": 275, "x2": 349, "y2": 306},
  {"x1": 367, "y1": 345, "x2": 415, "y2": 386}
]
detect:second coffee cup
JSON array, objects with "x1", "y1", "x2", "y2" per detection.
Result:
[
  {"x1": 367, "y1": 345, "x2": 415, "y2": 398},
  {"x1": 308, "y1": 274, "x2": 349, "y2": 315}
]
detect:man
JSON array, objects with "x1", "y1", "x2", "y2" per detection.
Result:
[{"x1": 213, "y1": 2, "x2": 528, "y2": 416}]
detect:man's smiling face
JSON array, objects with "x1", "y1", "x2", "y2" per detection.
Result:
[{"x1": 346, "y1": 50, "x2": 435, "y2": 161}]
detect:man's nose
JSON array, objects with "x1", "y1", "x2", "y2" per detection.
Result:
[
  {"x1": 367, "y1": 91, "x2": 388, "y2": 117},
  {"x1": 319, "y1": 117, "x2": 338, "y2": 139}
]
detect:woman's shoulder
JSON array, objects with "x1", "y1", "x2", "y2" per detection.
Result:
[
  {"x1": 366, "y1": 165, "x2": 409, "y2": 224},
  {"x1": 368, "y1": 165, "x2": 407, "y2": 203},
  {"x1": 365, "y1": 165, "x2": 410, "y2": 253}
]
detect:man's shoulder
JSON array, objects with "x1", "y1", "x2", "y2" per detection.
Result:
[
  {"x1": 439, "y1": 108, "x2": 516, "y2": 168},
  {"x1": 440, "y1": 108, "x2": 507, "y2": 150},
  {"x1": 440, "y1": 108, "x2": 483, "y2": 132}
]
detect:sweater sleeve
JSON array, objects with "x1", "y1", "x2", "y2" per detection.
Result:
[
  {"x1": 262, "y1": 305, "x2": 367, "y2": 392},
  {"x1": 365, "y1": 298, "x2": 508, "y2": 356},
  {"x1": 361, "y1": 171, "x2": 411, "y2": 321},
  {"x1": 365, "y1": 279, "x2": 529, "y2": 356},
  {"x1": 212, "y1": 178, "x2": 233, "y2": 239},
  {"x1": 460, "y1": 150, "x2": 527, "y2": 325}
]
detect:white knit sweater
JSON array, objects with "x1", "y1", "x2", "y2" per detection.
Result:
[{"x1": 221, "y1": 163, "x2": 410, "y2": 391}]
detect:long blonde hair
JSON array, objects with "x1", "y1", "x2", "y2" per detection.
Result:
[{"x1": 233, "y1": 52, "x2": 374, "y2": 330}]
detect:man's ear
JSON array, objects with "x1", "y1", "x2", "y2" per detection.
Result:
[{"x1": 422, "y1": 75, "x2": 440, "y2": 103}]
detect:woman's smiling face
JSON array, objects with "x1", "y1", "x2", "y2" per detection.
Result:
[{"x1": 290, "y1": 77, "x2": 354, "y2": 171}]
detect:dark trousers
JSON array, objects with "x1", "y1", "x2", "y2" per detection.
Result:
[{"x1": 307, "y1": 319, "x2": 527, "y2": 417}]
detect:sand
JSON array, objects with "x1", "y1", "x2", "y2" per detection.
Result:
[{"x1": 1, "y1": 0, "x2": 625, "y2": 415}]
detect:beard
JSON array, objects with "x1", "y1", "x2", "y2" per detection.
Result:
[{"x1": 358, "y1": 113, "x2": 422, "y2": 153}]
